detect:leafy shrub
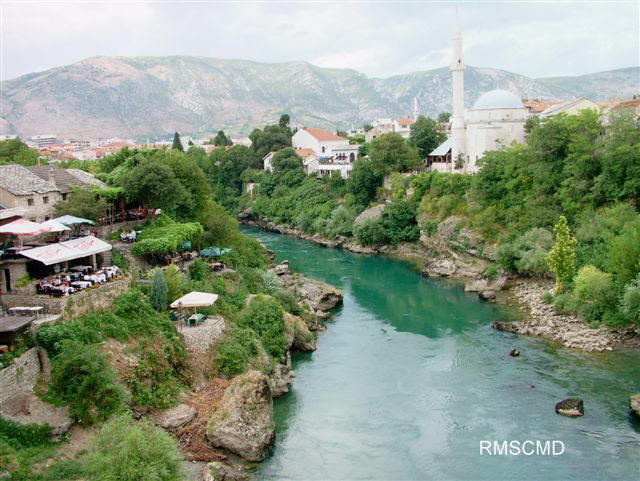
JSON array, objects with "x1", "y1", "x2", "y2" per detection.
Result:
[
  {"x1": 621, "y1": 274, "x2": 640, "y2": 324},
  {"x1": 237, "y1": 296, "x2": 287, "y2": 359},
  {"x1": 84, "y1": 414, "x2": 183, "y2": 481},
  {"x1": 574, "y1": 265, "x2": 613, "y2": 304},
  {"x1": 261, "y1": 271, "x2": 280, "y2": 293},
  {"x1": 111, "y1": 248, "x2": 129, "y2": 271},
  {"x1": 0, "y1": 418, "x2": 52, "y2": 449},
  {"x1": 496, "y1": 227, "x2": 553, "y2": 276},
  {"x1": 165, "y1": 264, "x2": 185, "y2": 303},
  {"x1": 323, "y1": 206, "x2": 357, "y2": 238},
  {"x1": 273, "y1": 289, "x2": 304, "y2": 316},
  {"x1": 188, "y1": 258, "x2": 209, "y2": 281},
  {"x1": 354, "y1": 219, "x2": 389, "y2": 246},
  {"x1": 607, "y1": 217, "x2": 640, "y2": 285},
  {"x1": 541, "y1": 291, "x2": 554, "y2": 304},
  {"x1": 210, "y1": 327, "x2": 259, "y2": 377},
  {"x1": 380, "y1": 199, "x2": 419, "y2": 245},
  {"x1": 150, "y1": 269, "x2": 168, "y2": 311},
  {"x1": 133, "y1": 221, "x2": 204, "y2": 256},
  {"x1": 49, "y1": 340, "x2": 126, "y2": 424},
  {"x1": 553, "y1": 292, "x2": 579, "y2": 314},
  {"x1": 483, "y1": 264, "x2": 501, "y2": 280}
]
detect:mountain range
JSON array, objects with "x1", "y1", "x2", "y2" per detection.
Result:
[{"x1": 0, "y1": 56, "x2": 637, "y2": 139}]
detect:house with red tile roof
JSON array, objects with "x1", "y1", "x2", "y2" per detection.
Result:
[{"x1": 292, "y1": 128, "x2": 347, "y2": 158}]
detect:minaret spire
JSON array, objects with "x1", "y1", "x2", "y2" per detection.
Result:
[
  {"x1": 413, "y1": 97, "x2": 419, "y2": 120},
  {"x1": 450, "y1": 7, "x2": 466, "y2": 171}
]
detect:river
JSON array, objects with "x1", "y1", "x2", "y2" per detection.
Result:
[{"x1": 242, "y1": 227, "x2": 640, "y2": 481}]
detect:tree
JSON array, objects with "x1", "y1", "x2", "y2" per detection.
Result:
[
  {"x1": 53, "y1": 187, "x2": 109, "y2": 221},
  {"x1": 437, "y1": 112, "x2": 451, "y2": 123},
  {"x1": 84, "y1": 414, "x2": 183, "y2": 481},
  {"x1": 410, "y1": 115, "x2": 447, "y2": 158},
  {"x1": 368, "y1": 132, "x2": 421, "y2": 177},
  {"x1": 271, "y1": 147, "x2": 303, "y2": 175},
  {"x1": 171, "y1": 131, "x2": 183, "y2": 151},
  {"x1": 547, "y1": 216, "x2": 577, "y2": 293},
  {"x1": 213, "y1": 130, "x2": 232, "y2": 146},
  {"x1": 278, "y1": 114, "x2": 290, "y2": 130},
  {"x1": 249, "y1": 124, "x2": 292, "y2": 158},
  {"x1": 0, "y1": 138, "x2": 40, "y2": 165},
  {"x1": 363, "y1": 124, "x2": 373, "y2": 132},
  {"x1": 336, "y1": 129, "x2": 348, "y2": 138},
  {"x1": 348, "y1": 158, "x2": 383, "y2": 207},
  {"x1": 150, "y1": 269, "x2": 168, "y2": 311},
  {"x1": 121, "y1": 160, "x2": 185, "y2": 214}
]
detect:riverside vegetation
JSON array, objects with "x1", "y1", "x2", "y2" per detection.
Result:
[
  {"x1": 0, "y1": 141, "x2": 342, "y2": 480},
  {"x1": 217, "y1": 110, "x2": 640, "y2": 331}
]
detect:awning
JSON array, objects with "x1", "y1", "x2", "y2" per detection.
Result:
[
  {"x1": 429, "y1": 137, "x2": 453, "y2": 157},
  {"x1": 41, "y1": 219, "x2": 71, "y2": 232},
  {"x1": 170, "y1": 291, "x2": 218, "y2": 309},
  {"x1": 199, "y1": 247, "x2": 232, "y2": 257},
  {"x1": 53, "y1": 215, "x2": 95, "y2": 226},
  {"x1": 20, "y1": 235, "x2": 111, "y2": 266},
  {"x1": 0, "y1": 219, "x2": 50, "y2": 236}
]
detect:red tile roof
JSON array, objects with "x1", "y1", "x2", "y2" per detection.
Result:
[
  {"x1": 294, "y1": 148, "x2": 315, "y2": 157},
  {"x1": 302, "y1": 128, "x2": 346, "y2": 142},
  {"x1": 522, "y1": 98, "x2": 563, "y2": 113},
  {"x1": 396, "y1": 118, "x2": 415, "y2": 126}
]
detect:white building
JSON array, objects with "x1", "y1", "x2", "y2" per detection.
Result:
[
  {"x1": 392, "y1": 118, "x2": 415, "y2": 139},
  {"x1": 292, "y1": 128, "x2": 347, "y2": 157},
  {"x1": 428, "y1": 16, "x2": 527, "y2": 174},
  {"x1": 31, "y1": 134, "x2": 57, "y2": 148}
]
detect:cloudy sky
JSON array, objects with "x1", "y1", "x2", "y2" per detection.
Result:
[{"x1": 1, "y1": 1, "x2": 638, "y2": 81}]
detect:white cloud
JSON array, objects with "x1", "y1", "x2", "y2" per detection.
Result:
[{"x1": 1, "y1": 1, "x2": 638, "y2": 80}]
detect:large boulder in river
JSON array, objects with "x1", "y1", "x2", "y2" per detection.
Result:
[
  {"x1": 421, "y1": 256, "x2": 457, "y2": 278},
  {"x1": 555, "y1": 398, "x2": 584, "y2": 417},
  {"x1": 630, "y1": 394, "x2": 640, "y2": 418},
  {"x1": 354, "y1": 204, "x2": 385, "y2": 226},
  {"x1": 464, "y1": 273, "x2": 507, "y2": 296},
  {"x1": 206, "y1": 371, "x2": 275, "y2": 462}
]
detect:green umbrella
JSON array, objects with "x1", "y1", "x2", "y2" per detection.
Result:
[{"x1": 199, "y1": 247, "x2": 232, "y2": 257}]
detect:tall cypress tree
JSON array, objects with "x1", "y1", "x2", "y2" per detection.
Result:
[{"x1": 172, "y1": 131, "x2": 183, "y2": 151}]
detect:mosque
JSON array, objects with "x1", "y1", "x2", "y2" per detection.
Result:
[{"x1": 428, "y1": 17, "x2": 528, "y2": 173}]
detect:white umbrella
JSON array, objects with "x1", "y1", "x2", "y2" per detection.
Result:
[
  {"x1": 53, "y1": 215, "x2": 95, "y2": 226},
  {"x1": 170, "y1": 291, "x2": 218, "y2": 309},
  {"x1": 41, "y1": 219, "x2": 71, "y2": 233},
  {"x1": 0, "y1": 218, "x2": 50, "y2": 236}
]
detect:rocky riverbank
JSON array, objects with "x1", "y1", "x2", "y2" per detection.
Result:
[
  {"x1": 174, "y1": 261, "x2": 343, "y2": 480},
  {"x1": 240, "y1": 213, "x2": 640, "y2": 353}
]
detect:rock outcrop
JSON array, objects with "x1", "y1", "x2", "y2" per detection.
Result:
[
  {"x1": 206, "y1": 371, "x2": 275, "y2": 462},
  {"x1": 354, "y1": 204, "x2": 385, "y2": 226},
  {"x1": 464, "y1": 273, "x2": 508, "y2": 301},
  {"x1": 630, "y1": 394, "x2": 640, "y2": 418},
  {"x1": 555, "y1": 398, "x2": 584, "y2": 417},
  {"x1": 154, "y1": 403, "x2": 196, "y2": 430},
  {"x1": 275, "y1": 270, "x2": 343, "y2": 315}
]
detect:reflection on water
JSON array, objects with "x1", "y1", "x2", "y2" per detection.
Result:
[{"x1": 243, "y1": 227, "x2": 640, "y2": 481}]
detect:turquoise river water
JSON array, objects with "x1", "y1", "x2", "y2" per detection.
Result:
[{"x1": 243, "y1": 227, "x2": 640, "y2": 481}]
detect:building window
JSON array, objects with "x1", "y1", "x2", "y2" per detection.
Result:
[
  {"x1": 27, "y1": 198, "x2": 34, "y2": 206},
  {"x1": 43, "y1": 196, "x2": 49, "y2": 204},
  {"x1": 322, "y1": 146, "x2": 326, "y2": 153},
  {"x1": 62, "y1": 193, "x2": 68, "y2": 200}
]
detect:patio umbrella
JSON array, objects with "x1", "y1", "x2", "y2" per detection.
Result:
[
  {"x1": 199, "y1": 247, "x2": 232, "y2": 257},
  {"x1": 0, "y1": 219, "x2": 50, "y2": 236},
  {"x1": 53, "y1": 215, "x2": 95, "y2": 226},
  {"x1": 41, "y1": 219, "x2": 71, "y2": 233}
]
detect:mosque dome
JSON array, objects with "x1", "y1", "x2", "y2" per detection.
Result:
[{"x1": 472, "y1": 89, "x2": 524, "y2": 110}]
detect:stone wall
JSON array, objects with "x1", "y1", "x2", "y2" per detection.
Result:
[
  {"x1": 2, "y1": 278, "x2": 130, "y2": 317},
  {"x1": 0, "y1": 348, "x2": 40, "y2": 406},
  {"x1": 97, "y1": 219, "x2": 146, "y2": 238}
]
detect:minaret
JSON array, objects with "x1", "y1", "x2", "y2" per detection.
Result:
[
  {"x1": 450, "y1": 10, "x2": 466, "y2": 171},
  {"x1": 413, "y1": 97, "x2": 419, "y2": 121}
]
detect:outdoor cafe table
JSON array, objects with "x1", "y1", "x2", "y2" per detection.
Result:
[{"x1": 8, "y1": 306, "x2": 44, "y2": 319}]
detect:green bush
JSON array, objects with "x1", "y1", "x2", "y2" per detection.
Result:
[
  {"x1": 354, "y1": 219, "x2": 389, "y2": 246},
  {"x1": 237, "y1": 296, "x2": 287, "y2": 359},
  {"x1": 380, "y1": 199, "x2": 419, "y2": 245},
  {"x1": 210, "y1": 327, "x2": 259, "y2": 377},
  {"x1": 273, "y1": 289, "x2": 304, "y2": 316},
  {"x1": 0, "y1": 418, "x2": 52, "y2": 449},
  {"x1": 261, "y1": 271, "x2": 280, "y2": 293},
  {"x1": 553, "y1": 292, "x2": 579, "y2": 314},
  {"x1": 497, "y1": 227, "x2": 553, "y2": 276},
  {"x1": 83, "y1": 414, "x2": 183, "y2": 481},
  {"x1": 621, "y1": 274, "x2": 640, "y2": 324},
  {"x1": 150, "y1": 269, "x2": 168, "y2": 311},
  {"x1": 188, "y1": 258, "x2": 209, "y2": 281},
  {"x1": 49, "y1": 341, "x2": 126, "y2": 424},
  {"x1": 483, "y1": 264, "x2": 501, "y2": 280},
  {"x1": 165, "y1": 265, "x2": 185, "y2": 303}
]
